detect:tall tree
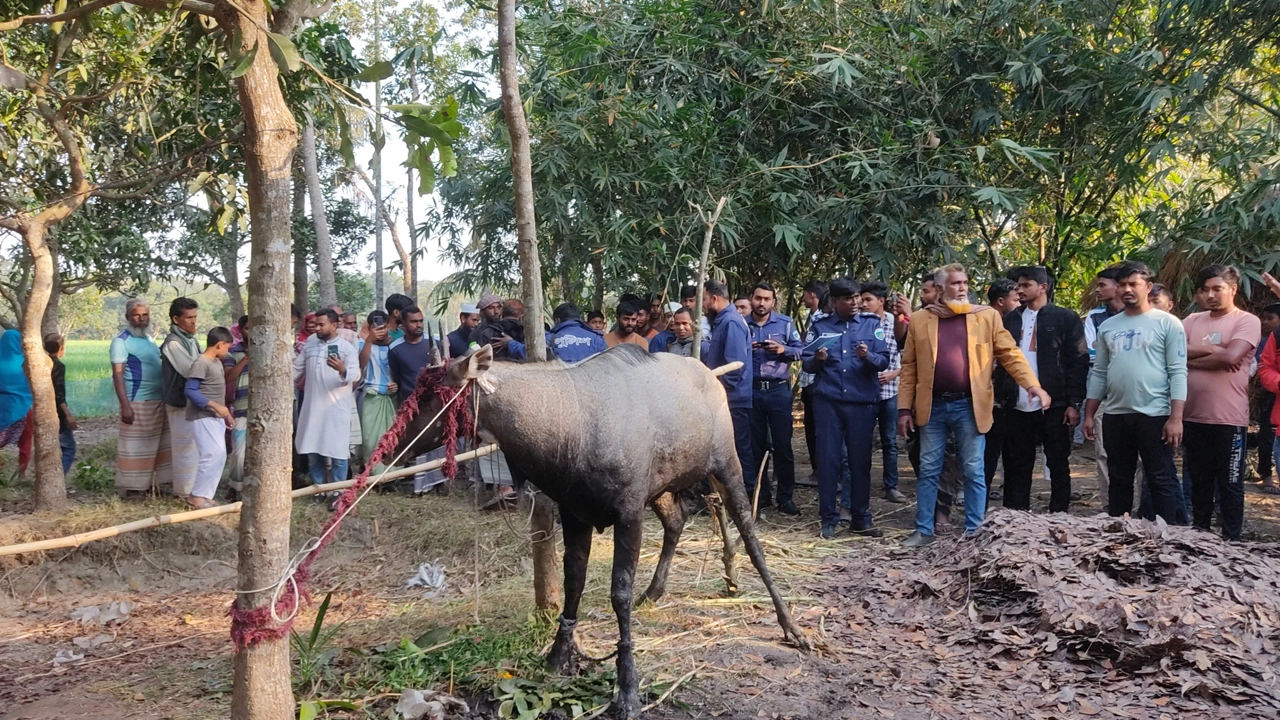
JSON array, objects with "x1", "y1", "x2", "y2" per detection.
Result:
[
  {"x1": 497, "y1": 0, "x2": 558, "y2": 612},
  {"x1": 1, "y1": 3, "x2": 221, "y2": 510},
  {"x1": 301, "y1": 115, "x2": 339, "y2": 306}
]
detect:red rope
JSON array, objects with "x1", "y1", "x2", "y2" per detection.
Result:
[{"x1": 230, "y1": 362, "x2": 474, "y2": 650}]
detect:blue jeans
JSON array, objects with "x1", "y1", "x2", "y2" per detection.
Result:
[
  {"x1": 308, "y1": 453, "x2": 349, "y2": 487},
  {"x1": 59, "y1": 427, "x2": 76, "y2": 475},
  {"x1": 915, "y1": 398, "x2": 986, "y2": 534},
  {"x1": 877, "y1": 396, "x2": 899, "y2": 490}
]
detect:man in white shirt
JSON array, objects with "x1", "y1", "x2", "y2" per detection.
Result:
[{"x1": 294, "y1": 309, "x2": 361, "y2": 488}]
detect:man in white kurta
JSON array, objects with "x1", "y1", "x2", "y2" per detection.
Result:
[{"x1": 294, "y1": 310, "x2": 361, "y2": 486}]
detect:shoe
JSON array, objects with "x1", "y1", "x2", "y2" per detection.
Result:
[
  {"x1": 776, "y1": 499, "x2": 801, "y2": 516},
  {"x1": 840, "y1": 507, "x2": 852, "y2": 522},
  {"x1": 820, "y1": 524, "x2": 838, "y2": 540},
  {"x1": 885, "y1": 488, "x2": 907, "y2": 503},
  {"x1": 988, "y1": 487, "x2": 1003, "y2": 501},
  {"x1": 901, "y1": 531, "x2": 935, "y2": 548},
  {"x1": 849, "y1": 523, "x2": 883, "y2": 538}
]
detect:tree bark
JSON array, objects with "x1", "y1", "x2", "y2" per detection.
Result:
[
  {"x1": 221, "y1": 238, "x2": 246, "y2": 319},
  {"x1": 40, "y1": 235, "x2": 60, "y2": 338},
  {"x1": 406, "y1": 168, "x2": 417, "y2": 299},
  {"x1": 301, "y1": 116, "x2": 338, "y2": 308},
  {"x1": 20, "y1": 222, "x2": 67, "y2": 512},
  {"x1": 293, "y1": 177, "x2": 308, "y2": 315},
  {"x1": 590, "y1": 253, "x2": 604, "y2": 312},
  {"x1": 498, "y1": 0, "x2": 559, "y2": 612},
  {"x1": 220, "y1": 1, "x2": 297, "y2": 717},
  {"x1": 691, "y1": 197, "x2": 727, "y2": 361}
]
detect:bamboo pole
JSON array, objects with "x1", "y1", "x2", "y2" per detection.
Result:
[
  {"x1": 0, "y1": 362, "x2": 743, "y2": 559},
  {"x1": 0, "y1": 444, "x2": 500, "y2": 558}
]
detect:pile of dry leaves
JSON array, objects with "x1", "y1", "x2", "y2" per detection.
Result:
[{"x1": 813, "y1": 509, "x2": 1280, "y2": 718}]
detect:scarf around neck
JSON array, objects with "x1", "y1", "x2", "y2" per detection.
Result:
[{"x1": 926, "y1": 300, "x2": 993, "y2": 320}]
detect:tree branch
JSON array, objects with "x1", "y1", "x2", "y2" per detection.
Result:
[
  {"x1": 1226, "y1": 84, "x2": 1280, "y2": 121},
  {"x1": 0, "y1": 0, "x2": 119, "y2": 31}
]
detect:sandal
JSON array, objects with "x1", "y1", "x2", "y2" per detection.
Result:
[
  {"x1": 1262, "y1": 482, "x2": 1280, "y2": 495},
  {"x1": 185, "y1": 496, "x2": 217, "y2": 509}
]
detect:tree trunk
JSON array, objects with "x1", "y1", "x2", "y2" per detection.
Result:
[
  {"x1": 221, "y1": 239, "x2": 246, "y2": 319},
  {"x1": 222, "y1": 2, "x2": 297, "y2": 717},
  {"x1": 406, "y1": 168, "x2": 417, "y2": 300},
  {"x1": 498, "y1": 0, "x2": 559, "y2": 612},
  {"x1": 20, "y1": 222, "x2": 67, "y2": 512},
  {"x1": 293, "y1": 178, "x2": 308, "y2": 315},
  {"x1": 40, "y1": 235, "x2": 60, "y2": 338},
  {"x1": 301, "y1": 117, "x2": 338, "y2": 308},
  {"x1": 590, "y1": 253, "x2": 604, "y2": 312}
]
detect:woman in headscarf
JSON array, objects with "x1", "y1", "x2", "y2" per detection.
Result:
[{"x1": 0, "y1": 329, "x2": 33, "y2": 450}]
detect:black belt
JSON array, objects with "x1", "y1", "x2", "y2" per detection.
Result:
[
  {"x1": 754, "y1": 379, "x2": 788, "y2": 391},
  {"x1": 933, "y1": 391, "x2": 971, "y2": 402}
]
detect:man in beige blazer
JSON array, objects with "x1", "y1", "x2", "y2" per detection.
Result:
[{"x1": 897, "y1": 264, "x2": 1050, "y2": 546}]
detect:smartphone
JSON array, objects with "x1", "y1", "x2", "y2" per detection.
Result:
[
  {"x1": 327, "y1": 344, "x2": 339, "y2": 357},
  {"x1": 371, "y1": 317, "x2": 387, "y2": 328}
]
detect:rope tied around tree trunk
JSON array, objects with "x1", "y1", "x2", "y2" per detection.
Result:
[{"x1": 229, "y1": 362, "x2": 475, "y2": 650}]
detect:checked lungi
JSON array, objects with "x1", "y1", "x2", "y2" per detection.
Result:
[{"x1": 114, "y1": 400, "x2": 172, "y2": 492}]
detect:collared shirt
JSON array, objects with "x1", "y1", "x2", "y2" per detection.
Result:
[
  {"x1": 797, "y1": 310, "x2": 828, "y2": 389},
  {"x1": 748, "y1": 311, "x2": 803, "y2": 382},
  {"x1": 704, "y1": 305, "x2": 753, "y2": 409},
  {"x1": 801, "y1": 311, "x2": 890, "y2": 403},
  {"x1": 109, "y1": 327, "x2": 163, "y2": 402},
  {"x1": 874, "y1": 312, "x2": 900, "y2": 400}
]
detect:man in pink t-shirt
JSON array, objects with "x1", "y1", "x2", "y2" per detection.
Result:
[{"x1": 1182, "y1": 264, "x2": 1260, "y2": 541}]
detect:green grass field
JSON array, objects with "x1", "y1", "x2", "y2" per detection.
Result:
[{"x1": 63, "y1": 339, "x2": 124, "y2": 418}]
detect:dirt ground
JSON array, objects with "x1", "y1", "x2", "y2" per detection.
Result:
[{"x1": 2, "y1": 422, "x2": 1280, "y2": 719}]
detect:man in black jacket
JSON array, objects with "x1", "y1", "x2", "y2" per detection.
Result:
[{"x1": 1002, "y1": 266, "x2": 1089, "y2": 512}]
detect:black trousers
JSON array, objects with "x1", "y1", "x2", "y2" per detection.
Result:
[
  {"x1": 984, "y1": 407, "x2": 1007, "y2": 493},
  {"x1": 1184, "y1": 422, "x2": 1246, "y2": 540},
  {"x1": 749, "y1": 384, "x2": 796, "y2": 504},
  {"x1": 801, "y1": 386, "x2": 816, "y2": 467},
  {"x1": 1003, "y1": 406, "x2": 1074, "y2": 512},
  {"x1": 1102, "y1": 413, "x2": 1183, "y2": 523}
]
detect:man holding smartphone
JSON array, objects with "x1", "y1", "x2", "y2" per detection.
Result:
[
  {"x1": 802, "y1": 278, "x2": 891, "y2": 538},
  {"x1": 747, "y1": 282, "x2": 804, "y2": 515}
]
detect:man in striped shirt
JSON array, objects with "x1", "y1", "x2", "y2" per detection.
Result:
[
  {"x1": 359, "y1": 310, "x2": 401, "y2": 473},
  {"x1": 860, "y1": 281, "x2": 907, "y2": 503}
]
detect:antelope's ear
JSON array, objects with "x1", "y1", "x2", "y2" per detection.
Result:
[{"x1": 448, "y1": 344, "x2": 493, "y2": 386}]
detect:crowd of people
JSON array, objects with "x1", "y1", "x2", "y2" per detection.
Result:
[{"x1": 1, "y1": 259, "x2": 1277, "y2": 545}]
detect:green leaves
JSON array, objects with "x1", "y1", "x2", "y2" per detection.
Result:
[
  {"x1": 392, "y1": 97, "x2": 464, "y2": 195},
  {"x1": 354, "y1": 60, "x2": 394, "y2": 82},
  {"x1": 266, "y1": 32, "x2": 301, "y2": 74},
  {"x1": 227, "y1": 43, "x2": 257, "y2": 79}
]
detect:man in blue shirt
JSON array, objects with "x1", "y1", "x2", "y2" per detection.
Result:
[
  {"x1": 548, "y1": 302, "x2": 607, "y2": 363},
  {"x1": 703, "y1": 279, "x2": 754, "y2": 492},
  {"x1": 802, "y1": 277, "x2": 891, "y2": 539},
  {"x1": 746, "y1": 282, "x2": 803, "y2": 515}
]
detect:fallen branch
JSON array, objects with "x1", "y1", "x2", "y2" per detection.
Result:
[{"x1": 0, "y1": 444, "x2": 500, "y2": 558}]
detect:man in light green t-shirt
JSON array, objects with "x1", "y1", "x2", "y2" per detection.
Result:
[
  {"x1": 1083, "y1": 261, "x2": 1187, "y2": 524},
  {"x1": 109, "y1": 299, "x2": 171, "y2": 500}
]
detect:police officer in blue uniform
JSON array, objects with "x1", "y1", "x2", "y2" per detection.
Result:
[
  {"x1": 801, "y1": 277, "x2": 890, "y2": 539},
  {"x1": 747, "y1": 282, "x2": 804, "y2": 515},
  {"x1": 547, "y1": 303, "x2": 607, "y2": 363}
]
